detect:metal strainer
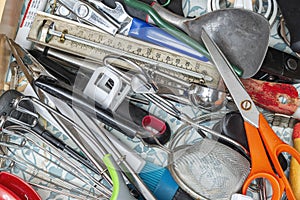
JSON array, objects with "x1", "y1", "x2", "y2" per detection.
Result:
[{"x1": 169, "y1": 138, "x2": 250, "y2": 199}]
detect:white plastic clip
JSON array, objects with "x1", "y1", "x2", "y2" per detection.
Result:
[
  {"x1": 83, "y1": 67, "x2": 130, "y2": 112},
  {"x1": 231, "y1": 194, "x2": 254, "y2": 200}
]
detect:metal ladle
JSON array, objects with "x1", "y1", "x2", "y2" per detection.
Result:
[{"x1": 147, "y1": 5, "x2": 270, "y2": 78}]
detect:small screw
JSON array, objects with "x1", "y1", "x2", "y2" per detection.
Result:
[
  {"x1": 76, "y1": 4, "x2": 89, "y2": 18},
  {"x1": 60, "y1": 30, "x2": 68, "y2": 43},
  {"x1": 286, "y1": 58, "x2": 298, "y2": 71},
  {"x1": 267, "y1": 75, "x2": 276, "y2": 81},
  {"x1": 278, "y1": 95, "x2": 288, "y2": 104},
  {"x1": 241, "y1": 100, "x2": 252, "y2": 110}
]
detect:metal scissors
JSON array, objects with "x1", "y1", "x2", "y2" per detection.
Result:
[{"x1": 201, "y1": 28, "x2": 300, "y2": 200}]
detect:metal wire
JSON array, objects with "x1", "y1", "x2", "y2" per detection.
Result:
[
  {"x1": 0, "y1": 125, "x2": 112, "y2": 199},
  {"x1": 102, "y1": 55, "x2": 249, "y2": 156}
]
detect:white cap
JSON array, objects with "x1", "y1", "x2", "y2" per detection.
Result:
[{"x1": 231, "y1": 194, "x2": 254, "y2": 200}]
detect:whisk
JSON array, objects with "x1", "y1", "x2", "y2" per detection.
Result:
[
  {"x1": 0, "y1": 89, "x2": 139, "y2": 200},
  {"x1": 0, "y1": 124, "x2": 111, "y2": 199}
]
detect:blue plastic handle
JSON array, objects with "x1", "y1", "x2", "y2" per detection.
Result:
[{"x1": 128, "y1": 18, "x2": 209, "y2": 62}]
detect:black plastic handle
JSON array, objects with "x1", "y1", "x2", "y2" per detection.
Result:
[
  {"x1": 277, "y1": 0, "x2": 300, "y2": 53},
  {"x1": 35, "y1": 75, "x2": 140, "y2": 138},
  {"x1": 35, "y1": 76, "x2": 172, "y2": 145},
  {"x1": 29, "y1": 49, "x2": 91, "y2": 90},
  {"x1": 216, "y1": 111, "x2": 288, "y2": 171},
  {"x1": 254, "y1": 47, "x2": 300, "y2": 83},
  {"x1": 117, "y1": 100, "x2": 171, "y2": 144}
]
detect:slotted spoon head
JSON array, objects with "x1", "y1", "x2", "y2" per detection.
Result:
[{"x1": 169, "y1": 138, "x2": 250, "y2": 199}]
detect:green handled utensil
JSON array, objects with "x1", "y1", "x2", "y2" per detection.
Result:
[
  {"x1": 123, "y1": 0, "x2": 244, "y2": 77},
  {"x1": 149, "y1": 4, "x2": 270, "y2": 78}
]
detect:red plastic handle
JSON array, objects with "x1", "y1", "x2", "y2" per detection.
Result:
[
  {"x1": 242, "y1": 78, "x2": 300, "y2": 115},
  {"x1": 0, "y1": 172, "x2": 41, "y2": 200},
  {"x1": 142, "y1": 115, "x2": 167, "y2": 135},
  {"x1": 0, "y1": 184, "x2": 22, "y2": 200}
]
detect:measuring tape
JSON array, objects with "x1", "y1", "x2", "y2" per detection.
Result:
[{"x1": 27, "y1": 12, "x2": 220, "y2": 88}]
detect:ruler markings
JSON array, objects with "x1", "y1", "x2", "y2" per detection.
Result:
[{"x1": 28, "y1": 12, "x2": 220, "y2": 88}]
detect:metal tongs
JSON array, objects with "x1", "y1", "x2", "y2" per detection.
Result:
[
  {"x1": 6, "y1": 38, "x2": 157, "y2": 199},
  {"x1": 0, "y1": 88, "x2": 140, "y2": 200}
]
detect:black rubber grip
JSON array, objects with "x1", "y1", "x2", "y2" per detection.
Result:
[
  {"x1": 32, "y1": 124, "x2": 66, "y2": 150},
  {"x1": 217, "y1": 111, "x2": 288, "y2": 171},
  {"x1": 277, "y1": 0, "x2": 300, "y2": 53},
  {"x1": 172, "y1": 187, "x2": 194, "y2": 200},
  {"x1": 34, "y1": 75, "x2": 137, "y2": 138}
]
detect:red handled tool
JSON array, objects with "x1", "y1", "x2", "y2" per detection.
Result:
[{"x1": 242, "y1": 78, "x2": 300, "y2": 117}]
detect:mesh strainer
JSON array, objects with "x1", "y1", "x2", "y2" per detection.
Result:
[{"x1": 169, "y1": 138, "x2": 250, "y2": 199}]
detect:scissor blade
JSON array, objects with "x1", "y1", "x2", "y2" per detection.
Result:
[
  {"x1": 7, "y1": 38, "x2": 54, "y2": 85},
  {"x1": 201, "y1": 29, "x2": 260, "y2": 128}
]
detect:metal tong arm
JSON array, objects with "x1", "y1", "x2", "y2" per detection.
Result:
[
  {"x1": 6, "y1": 38, "x2": 55, "y2": 84},
  {"x1": 1, "y1": 125, "x2": 111, "y2": 198},
  {"x1": 15, "y1": 95, "x2": 137, "y2": 199},
  {"x1": 74, "y1": 111, "x2": 156, "y2": 200}
]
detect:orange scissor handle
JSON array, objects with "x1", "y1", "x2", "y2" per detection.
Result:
[
  {"x1": 258, "y1": 114, "x2": 300, "y2": 200},
  {"x1": 242, "y1": 121, "x2": 283, "y2": 200},
  {"x1": 242, "y1": 172, "x2": 281, "y2": 200}
]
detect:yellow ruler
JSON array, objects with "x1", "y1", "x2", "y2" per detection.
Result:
[{"x1": 28, "y1": 12, "x2": 220, "y2": 88}]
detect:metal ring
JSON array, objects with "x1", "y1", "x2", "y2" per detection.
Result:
[{"x1": 205, "y1": 0, "x2": 277, "y2": 26}]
